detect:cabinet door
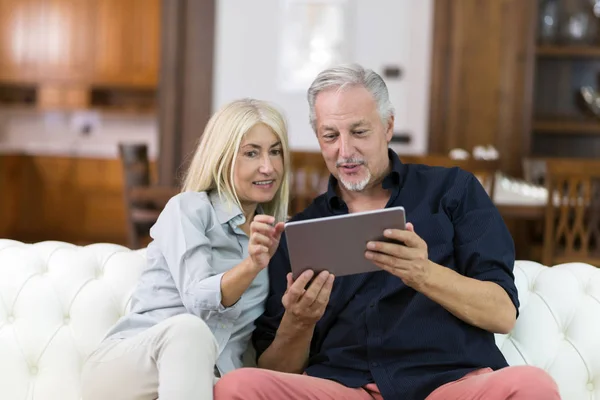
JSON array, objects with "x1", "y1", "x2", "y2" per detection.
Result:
[
  {"x1": 428, "y1": 0, "x2": 537, "y2": 176},
  {"x1": 39, "y1": 0, "x2": 94, "y2": 83},
  {"x1": 0, "y1": 0, "x2": 44, "y2": 83},
  {"x1": 92, "y1": 0, "x2": 160, "y2": 88}
]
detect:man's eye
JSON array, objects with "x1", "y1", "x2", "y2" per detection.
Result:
[{"x1": 353, "y1": 130, "x2": 366, "y2": 135}]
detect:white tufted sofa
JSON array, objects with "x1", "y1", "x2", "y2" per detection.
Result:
[{"x1": 0, "y1": 240, "x2": 599, "y2": 400}]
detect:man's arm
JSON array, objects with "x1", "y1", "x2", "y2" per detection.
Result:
[
  {"x1": 420, "y1": 264, "x2": 517, "y2": 333},
  {"x1": 417, "y1": 258, "x2": 516, "y2": 333},
  {"x1": 366, "y1": 224, "x2": 516, "y2": 333},
  {"x1": 258, "y1": 270, "x2": 334, "y2": 372},
  {"x1": 366, "y1": 174, "x2": 519, "y2": 334}
]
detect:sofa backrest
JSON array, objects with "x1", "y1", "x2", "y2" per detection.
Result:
[
  {"x1": 0, "y1": 240, "x2": 599, "y2": 400},
  {"x1": 0, "y1": 240, "x2": 146, "y2": 400}
]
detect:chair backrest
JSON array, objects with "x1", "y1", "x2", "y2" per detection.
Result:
[
  {"x1": 542, "y1": 158, "x2": 600, "y2": 267},
  {"x1": 400, "y1": 154, "x2": 500, "y2": 199},
  {"x1": 289, "y1": 152, "x2": 330, "y2": 215},
  {"x1": 118, "y1": 143, "x2": 155, "y2": 249},
  {"x1": 119, "y1": 143, "x2": 151, "y2": 190}
]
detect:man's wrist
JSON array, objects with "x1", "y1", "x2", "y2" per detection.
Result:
[
  {"x1": 416, "y1": 260, "x2": 445, "y2": 294},
  {"x1": 279, "y1": 312, "x2": 316, "y2": 338}
]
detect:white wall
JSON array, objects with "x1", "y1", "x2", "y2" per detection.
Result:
[{"x1": 213, "y1": 0, "x2": 433, "y2": 154}]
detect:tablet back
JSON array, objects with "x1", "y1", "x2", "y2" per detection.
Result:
[{"x1": 285, "y1": 206, "x2": 406, "y2": 279}]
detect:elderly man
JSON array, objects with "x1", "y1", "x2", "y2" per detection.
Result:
[{"x1": 214, "y1": 64, "x2": 559, "y2": 399}]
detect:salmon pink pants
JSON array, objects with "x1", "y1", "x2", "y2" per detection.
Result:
[{"x1": 214, "y1": 365, "x2": 560, "y2": 399}]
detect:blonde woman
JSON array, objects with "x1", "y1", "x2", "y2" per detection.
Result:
[{"x1": 81, "y1": 98, "x2": 291, "y2": 400}]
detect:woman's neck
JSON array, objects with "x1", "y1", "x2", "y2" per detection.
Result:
[{"x1": 239, "y1": 202, "x2": 258, "y2": 235}]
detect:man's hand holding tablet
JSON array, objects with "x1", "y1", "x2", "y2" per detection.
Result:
[{"x1": 284, "y1": 206, "x2": 407, "y2": 279}]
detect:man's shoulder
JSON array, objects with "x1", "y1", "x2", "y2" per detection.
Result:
[
  {"x1": 405, "y1": 162, "x2": 473, "y2": 184},
  {"x1": 404, "y1": 162, "x2": 478, "y2": 198}
]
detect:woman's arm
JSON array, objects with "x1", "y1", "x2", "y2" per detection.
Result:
[{"x1": 154, "y1": 194, "x2": 283, "y2": 317}]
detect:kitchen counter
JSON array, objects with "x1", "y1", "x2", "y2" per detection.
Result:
[{"x1": 0, "y1": 140, "x2": 157, "y2": 160}]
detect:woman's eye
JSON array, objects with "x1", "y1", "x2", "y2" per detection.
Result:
[
  {"x1": 270, "y1": 148, "x2": 282, "y2": 156},
  {"x1": 245, "y1": 151, "x2": 258, "y2": 158}
]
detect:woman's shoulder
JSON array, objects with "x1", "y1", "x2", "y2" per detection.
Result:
[{"x1": 162, "y1": 191, "x2": 216, "y2": 221}]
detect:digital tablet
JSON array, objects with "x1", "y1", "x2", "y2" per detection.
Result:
[{"x1": 285, "y1": 206, "x2": 406, "y2": 279}]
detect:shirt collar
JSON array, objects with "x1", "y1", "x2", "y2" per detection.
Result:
[
  {"x1": 209, "y1": 190, "x2": 264, "y2": 227},
  {"x1": 210, "y1": 190, "x2": 243, "y2": 225},
  {"x1": 326, "y1": 148, "x2": 404, "y2": 211}
]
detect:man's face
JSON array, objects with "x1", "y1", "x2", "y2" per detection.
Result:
[{"x1": 314, "y1": 86, "x2": 393, "y2": 192}]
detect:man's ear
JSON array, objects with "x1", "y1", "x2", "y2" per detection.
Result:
[{"x1": 385, "y1": 116, "x2": 395, "y2": 142}]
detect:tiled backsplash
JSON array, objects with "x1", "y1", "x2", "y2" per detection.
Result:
[{"x1": 0, "y1": 108, "x2": 158, "y2": 159}]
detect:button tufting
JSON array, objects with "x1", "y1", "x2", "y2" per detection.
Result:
[
  {"x1": 7, "y1": 316, "x2": 14, "y2": 323},
  {"x1": 587, "y1": 383, "x2": 594, "y2": 391},
  {"x1": 30, "y1": 366, "x2": 38, "y2": 375},
  {"x1": 64, "y1": 316, "x2": 70, "y2": 325}
]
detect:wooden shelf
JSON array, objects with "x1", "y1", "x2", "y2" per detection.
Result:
[
  {"x1": 537, "y1": 45, "x2": 600, "y2": 58},
  {"x1": 533, "y1": 118, "x2": 600, "y2": 134}
]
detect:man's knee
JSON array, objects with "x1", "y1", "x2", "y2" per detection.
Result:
[
  {"x1": 501, "y1": 366, "x2": 560, "y2": 399},
  {"x1": 214, "y1": 368, "x2": 270, "y2": 399}
]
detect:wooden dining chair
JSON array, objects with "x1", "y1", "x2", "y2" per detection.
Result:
[
  {"x1": 118, "y1": 143, "x2": 179, "y2": 249},
  {"x1": 399, "y1": 154, "x2": 501, "y2": 199},
  {"x1": 541, "y1": 158, "x2": 600, "y2": 267},
  {"x1": 289, "y1": 152, "x2": 330, "y2": 216}
]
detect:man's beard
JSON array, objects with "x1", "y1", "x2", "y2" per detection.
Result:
[{"x1": 336, "y1": 158, "x2": 371, "y2": 192}]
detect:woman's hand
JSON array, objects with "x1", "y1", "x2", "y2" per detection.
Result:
[{"x1": 248, "y1": 215, "x2": 285, "y2": 271}]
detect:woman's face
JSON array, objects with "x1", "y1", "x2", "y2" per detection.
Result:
[{"x1": 233, "y1": 123, "x2": 284, "y2": 210}]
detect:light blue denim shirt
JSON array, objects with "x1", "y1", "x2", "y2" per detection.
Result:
[{"x1": 104, "y1": 190, "x2": 269, "y2": 375}]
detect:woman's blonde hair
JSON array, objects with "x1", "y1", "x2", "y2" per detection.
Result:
[{"x1": 182, "y1": 98, "x2": 290, "y2": 222}]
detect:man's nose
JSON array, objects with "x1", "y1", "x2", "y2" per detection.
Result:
[{"x1": 338, "y1": 135, "x2": 353, "y2": 159}]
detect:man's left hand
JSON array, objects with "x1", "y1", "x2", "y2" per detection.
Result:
[{"x1": 365, "y1": 222, "x2": 436, "y2": 291}]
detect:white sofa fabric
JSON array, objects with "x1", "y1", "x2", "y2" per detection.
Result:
[{"x1": 0, "y1": 239, "x2": 599, "y2": 400}]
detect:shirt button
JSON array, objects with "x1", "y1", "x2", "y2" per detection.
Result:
[
  {"x1": 369, "y1": 303, "x2": 375, "y2": 308},
  {"x1": 371, "y1": 362, "x2": 379, "y2": 367}
]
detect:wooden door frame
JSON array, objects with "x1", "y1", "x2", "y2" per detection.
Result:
[{"x1": 158, "y1": 0, "x2": 216, "y2": 187}]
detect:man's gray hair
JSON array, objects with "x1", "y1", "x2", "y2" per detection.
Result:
[{"x1": 307, "y1": 63, "x2": 395, "y2": 132}]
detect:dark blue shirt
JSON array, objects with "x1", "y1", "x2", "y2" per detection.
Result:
[{"x1": 253, "y1": 149, "x2": 519, "y2": 400}]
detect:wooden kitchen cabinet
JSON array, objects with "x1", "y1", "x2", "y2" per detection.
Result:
[
  {"x1": 0, "y1": 154, "x2": 160, "y2": 245},
  {"x1": 39, "y1": 0, "x2": 94, "y2": 83},
  {"x1": 0, "y1": 0, "x2": 160, "y2": 96},
  {"x1": 428, "y1": 0, "x2": 538, "y2": 177},
  {"x1": 9, "y1": 155, "x2": 130, "y2": 245},
  {"x1": 91, "y1": 0, "x2": 161, "y2": 88},
  {"x1": 0, "y1": 154, "x2": 24, "y2": 239},
  {"x1": 0, "y1": 0, "x2": 45, "y2": 84}
]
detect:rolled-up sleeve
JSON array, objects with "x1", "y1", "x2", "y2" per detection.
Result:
[
  {"x1": 451, "y1": 174, "x2": 520, "y2": 315},
  {"x1": 150, "y1": 194, "x2": 242, "y2": 321}
]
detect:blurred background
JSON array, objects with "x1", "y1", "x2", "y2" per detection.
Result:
[{"x1": 1, "y1": 0, "x2": 600, "y2": 266}]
